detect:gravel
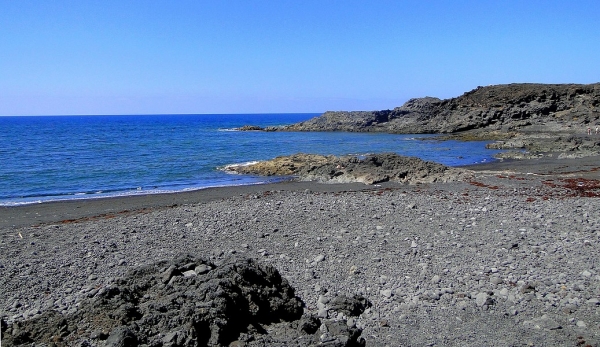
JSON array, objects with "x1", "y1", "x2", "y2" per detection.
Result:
[{"x1": 1, "y1": 169, "x2": 599, "y2": 346}]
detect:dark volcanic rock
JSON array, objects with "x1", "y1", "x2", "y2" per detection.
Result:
[
  {"x1": 284, "y1": 83, "x2": 600, "y2": 134},
  {"x1": 329, "y1": 295, "x2": 372, "y2": 317},
  {"x1": 224, "y1": 153, "x2": 472, "y2": 184},
  {"x1": 236, "y1": 125, "x2": 264, "y2": 131},
  {"x1": 279, "y1": 83, "x2": 600, "y2": 157},
  {"x1": 3, "y1": 256, "x2": 364, "y2": 347}
]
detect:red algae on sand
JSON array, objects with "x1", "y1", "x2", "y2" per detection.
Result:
[{"x1": 543, "y1": 178, "x2": 600, "y2": 198}]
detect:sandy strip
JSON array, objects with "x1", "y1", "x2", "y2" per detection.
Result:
[
  {"x1": 1, "y1": 155, "x2": 598, "y2": 229},
  {"x1": 0, "y1": 181, "x2": 396, "y2": 229}
]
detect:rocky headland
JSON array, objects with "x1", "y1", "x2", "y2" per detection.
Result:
[
  {"x1": 265, "y1": 83, "x2": 600, "y2": 159},
  {"x1": 224, "y1": 153, "x2": 472, "y2": 185}
]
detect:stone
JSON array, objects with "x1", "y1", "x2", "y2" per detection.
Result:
[
  {"x1": 194, "y1": 264, "x2": 211, "y2": 274},
  {"x1": 105, "y1": 326, "x2": 138, "y2": 347},
  {"x1": 490, "y1": 276, "x2": 503, "y2": 285},
  {"x1": 475, "y1": 292, "x2": 488, "y2": 307},
  {"x1": 380, "y1": 289, "x2": 393, "y2": 298},
  {"x1": 329, "y1": 295, "x2": 372, "y2": 316},
  {"x1": 182, "y1": 270, "x2": 196, "y2": 277},
  {"x1": 586, "y1": 298, "x2": 600, "y2": 305}
]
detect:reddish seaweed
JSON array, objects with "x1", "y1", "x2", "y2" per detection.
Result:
[
  {"x1": 469, "y1": 181, "x2": 499, "y2": 189},
  {"x1": 543, "y1": 178, "x2": 600, "y2": 197}
]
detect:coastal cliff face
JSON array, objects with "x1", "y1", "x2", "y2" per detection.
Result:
[
  {"x1": 280, "y1": 83, "x2": 600, "y2": 134},
  {"x1": 269, "y1": 83, "x2": 600, "y2": 159}
]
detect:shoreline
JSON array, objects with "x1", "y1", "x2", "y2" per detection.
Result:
[
  {"x1": 0, "y1": 180, "x2": 395, "y2": 229},
  {"x1": 1, "y1": 154, "x2": 598, "y2": 229},
  {"x1": 2, "y1": 153, "x2": 599, "y2": 346}
]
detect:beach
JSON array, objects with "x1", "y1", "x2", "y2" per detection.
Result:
[{"x1": 1, "y1": 155, "x2": 599, "y2": 346}]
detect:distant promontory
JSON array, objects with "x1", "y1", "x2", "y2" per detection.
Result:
[{"x1": 263, "y1": 83, "x2": 600, "y2": 159}]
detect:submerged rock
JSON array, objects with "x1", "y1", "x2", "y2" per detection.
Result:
[
  {"x1": 3, "y1": 255, "x2": 365, "y2": 347},
  {"x1": 224, "y1": 152, "x2": 472, "y2": 185}
]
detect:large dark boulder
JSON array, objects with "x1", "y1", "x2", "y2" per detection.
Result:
[{"x1": 3, "y1": 256, "x2": 365, "y2": 347}]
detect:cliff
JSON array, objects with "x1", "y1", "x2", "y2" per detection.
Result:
[
  {"x1": 271, "y1": 83, "x2": 600, "y2": 158},
  {"x1": 279, "y1": 83, "x2": 600, "y2": 134}
]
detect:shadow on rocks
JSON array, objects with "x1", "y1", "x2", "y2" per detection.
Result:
[{"x1": 2, "y1": 255, "x2": 366, "y2": 347}]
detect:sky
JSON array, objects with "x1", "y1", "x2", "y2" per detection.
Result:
[{"x1": 1, "y1": 1, "x2": 599, "y2": 116}]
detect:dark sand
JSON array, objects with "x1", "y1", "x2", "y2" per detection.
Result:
[
  {"x1": 0, "y1": 181, "x2": 396, "y2": 229},
  {"x1": 2, "y1": 155, "x2": 598, "y2": 229}
]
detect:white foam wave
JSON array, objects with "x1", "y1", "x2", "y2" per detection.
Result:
[
  {"x1": 219, "y1": 161, "x2": 260, "y2": 173},
  {"x1": 217, "y1": 128, "x2": 238, "y2": 132},
  {"x1": 0, "y1": 180, "x2": 290, "y2": 206}
]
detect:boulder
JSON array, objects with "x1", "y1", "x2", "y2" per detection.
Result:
[{"x1": 3, "y1": 255, "x2": 365, "y2": 347}]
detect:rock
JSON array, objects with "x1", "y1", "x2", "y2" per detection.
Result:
[
  {"x1": 105, "y1": 326, "x2": 138, "y2": 347},
  {"x1": 1, "y1": 256, "x2": 364, "y2": 347},
  {"x1": 223, "y1": 153, "x2": 472, "y2": 185},
  {"x1": 475, "y1": 292, "x2": 489, "y2": 307},
  {"x1": 329, "y1": 295, "x2": 372, "y2": 317},
  {"x1": 587, "y1": 298, "x2": 600, "y2": 305},
  {"x1": 181, "y1": 269, "x2": 196, "y2": 277},
  {"x1": 523, "y1": 315, "x2": 562, "y2": 331},
  {"x1": 314, "y1": 254, "x2": 326, "y2": 262},
  {"x1": 236, "y1": 125, "x2": 264, "y2": 131},
  {"x1": 380, "y1": 289, "x2": 393, "y2": 298},
  {"x1": 490, "y1": 276, "x2": 503, "y2": 285},
  {"x1": 276, "y1": 83, "x2": 600, "y2": 158},
  {"x1": 194, "y1": 264, "x2": 211, "y2": 274}
]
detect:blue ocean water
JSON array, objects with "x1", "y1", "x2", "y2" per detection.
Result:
[{"x1": 0, "y1": 114, "x2": 503, "y2": 205}]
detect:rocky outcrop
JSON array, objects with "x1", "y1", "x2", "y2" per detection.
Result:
[
  {"x1": 224, "y1": 153, "x2": 472, "y2": 185},
  {"x1": 3, "y1": 255, "x2": 367, "y2": 347},
  {"x1": 277, "y1": 83, "x2": 600, "y2": 157},
  {"x1": 236, "y1": 125, "x2": 264, "y2": 131},
  {"x1": 283, "y1": 83, "x2": 600, "y2": 134}
]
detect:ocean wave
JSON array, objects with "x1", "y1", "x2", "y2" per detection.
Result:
[
  {"x1": 0, "y1": 179, "x2": 289, "y2": 206},
  {"x1": 219, "y1": 161, "x2": 260, "y2": 174},
  {"x1": 217, "y1": 128, "x2": 239, "y2": 132}
]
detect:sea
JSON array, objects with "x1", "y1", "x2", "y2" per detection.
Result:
[{"x1": 0, "y1": 114, "x2": 505, "y2": 206}]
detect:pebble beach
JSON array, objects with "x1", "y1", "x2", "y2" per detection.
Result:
[{"x1": 1, "y1": 156, "x2": 599, "y2": 346}]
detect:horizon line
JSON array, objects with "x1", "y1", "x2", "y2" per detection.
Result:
[{"x1": 0, "y1": 112, "x2": 325, "y2": 117}]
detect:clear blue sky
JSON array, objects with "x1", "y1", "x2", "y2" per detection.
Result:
[{"x1": 1, "y1": 1, "x2": 599, "y2": 115}]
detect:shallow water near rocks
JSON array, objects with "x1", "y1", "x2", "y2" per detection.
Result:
[{"x1": 1, "y1": 114, "x2": 503, "y2": 205}]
